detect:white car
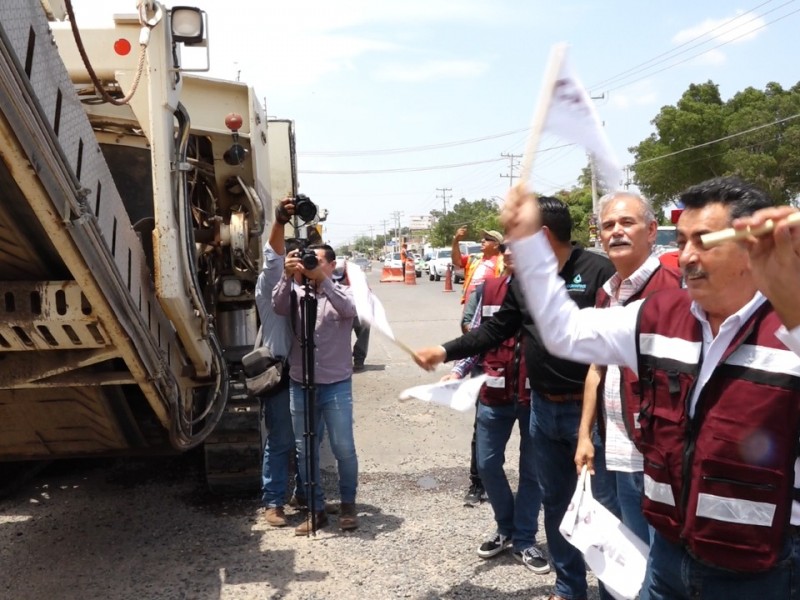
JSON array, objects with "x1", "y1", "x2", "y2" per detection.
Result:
[
  {"x1": 383, "y1": 252, "x2": 402, "y2": 269},
  {"x1": 428, "y1": 248, "x2": 452, "y2": 281}
]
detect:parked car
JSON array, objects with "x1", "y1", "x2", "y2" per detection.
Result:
[
  {"x1": 419, "y1": 255, "x2": 430, "y2": 275},
  {"x1": 351, "y1": 257, "x2": 371, "y2": 273},
  {"x1": 453, "y1": 242, "x2": 481, "y2": 284},
  {"x1": 412, "y1": 254, "x2": 422, "y2": 277},
  {"x1": 428, "y1": 248, "x2": 452, "y2": 281},
  {"x1": 384, "y1": 252, "x2": 402, "y2": 269},
  {"x1": 383, "y1": 252, "x2": 422, "y2": 277}
]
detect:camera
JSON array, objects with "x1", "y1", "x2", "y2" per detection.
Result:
[
  {"x1": 300, "y1": 247, "x2": 319, "y2": 270},
  {"x1": 294, "y1": 193, "x2": 317, "y2": 223}
]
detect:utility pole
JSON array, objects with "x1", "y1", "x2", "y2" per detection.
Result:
[
  {"x1": 368, "y1": 226, "x2": 375, "y2": 257},
  {"x1": 380, "y1": 219, "x2": 390, "y2": 256},
  {"x1": 390, "y1": 211, "x2": 404, "y2": 244},
  {"x1": 588, "y1": 92, "x2": 606, "y2": 248},
  {"x1": 500, "y1": 152, "x2": 522, "y2": 188},
  {"x1": 435, "y1": 187, "x2": 452, "y2": 215}
]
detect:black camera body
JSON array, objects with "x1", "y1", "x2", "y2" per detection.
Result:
[
  {"x1": 300, "y1": 247, "x2": 319, "y2": 270},
  {"x1": 294, "y1": 193, "x2": 317, "y2": 223}
]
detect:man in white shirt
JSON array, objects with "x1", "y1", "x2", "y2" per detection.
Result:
[
  {"x1": 575, "y1": 192, "x2": 680, "y2": 564},
  {"x1": 502, "y1": 176, "x2": 800, "y2": 600}
]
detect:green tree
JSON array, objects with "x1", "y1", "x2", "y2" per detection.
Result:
[
  {"x1": 631, "y1": 80, "x2": 800, "y2": 211},
  {"x1": 428, "y1": 198, "x2": 502, "y2": 246}
]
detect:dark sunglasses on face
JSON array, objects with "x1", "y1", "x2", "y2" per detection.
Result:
[{"x1": 482, "y1": 237, "x2": 496, "y2": 243}]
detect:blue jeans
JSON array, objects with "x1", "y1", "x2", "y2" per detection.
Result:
[
  {"x1": 615, "y1": 470, "x2": 652, "y2": 546},
  {"x1": 646, "y1": 530, "x2": 800, "y2": 599},
  {"x1": 615, "y1": 470, "x2": 652, "y2": 600},
  {"x1": 476, "y1": 401, "x2": 541, "y2": 552},
  {"x1": 261, "y1": 381, "x2": 296, "y2": 507},
  {"x1": 290, "y1": 378, "x2": 358, "y2": 507},
  {"x1": 530, "y1": 391, "x2": 619, "y2": 600}
]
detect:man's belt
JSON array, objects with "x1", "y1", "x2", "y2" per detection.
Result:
[{"x1": 542, "y1": 391, "x2": 582, "y2": 403}]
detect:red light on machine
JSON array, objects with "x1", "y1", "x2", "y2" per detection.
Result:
[
  {"x1": 670, "y1": 209, "x2": 683, "y2": 224},
  {"x1": 225, "y1": 113, "x2": 243, "y2": 132},
  {"x1": 114, "y1": 38, "x2": 132, "y2": 56}
]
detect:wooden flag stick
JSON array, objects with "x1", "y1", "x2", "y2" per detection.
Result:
[
  {"x1": 700, "y1": 212, "x2": 800, "y2": 248},
  {"x1": 519, "y1": 43, "x2": 568, "y2": 186}
]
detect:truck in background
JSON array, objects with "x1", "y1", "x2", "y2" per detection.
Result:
[{"x1": 0, "y1": 1, "x2": 297, "y2": 491}]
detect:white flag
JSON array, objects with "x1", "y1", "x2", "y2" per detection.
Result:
[
  {"x1": 344, "y1": 261, "x2": 396, "y2": 341},
  {"x1": 399, "y1": 375, "x2": 487, "y2": 412},
  {"x1": 523, "y1": 44, "x2": 622, "y2": 191}
]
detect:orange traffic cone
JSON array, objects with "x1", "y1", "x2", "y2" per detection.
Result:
[
  {"x1": 443, "y1": 264, "x2": 454, "y2": 292},
  {"x1": 404, "y1": 263, "x2": 416, "y2": 285}
]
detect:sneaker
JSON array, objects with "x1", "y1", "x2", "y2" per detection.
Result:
[
  {"x1": 352, "y1": 363, "x2": 366, "y2": 373},
  {"x1": 463, "y1": 483, "x2": 487, "y2": 507},
  {"x1": 476, "y1": 532, "x2": 511, "y2": 558},
  {"x1": 513, "y1": 546, "x2": 551, "y2": 574}
]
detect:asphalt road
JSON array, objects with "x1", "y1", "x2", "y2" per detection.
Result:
[{"x1": 0, "y1": 264, "x2": 601, "y2": 599}]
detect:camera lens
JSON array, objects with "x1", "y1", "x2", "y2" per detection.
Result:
[
  {"x1": 294, "y1": 194, "x2": 317, "y2": 222},
  {"x1": 301, "y1": 249, "x2": 319, "y2": 270}
]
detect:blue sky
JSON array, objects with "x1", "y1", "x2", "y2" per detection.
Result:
[{"x1": 73, "y1": 1, "x2": 800, "y2": 246}]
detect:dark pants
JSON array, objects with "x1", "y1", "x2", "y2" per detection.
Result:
[{"x1": 352, "y1": 318, "x2": 370, "y2": 366}]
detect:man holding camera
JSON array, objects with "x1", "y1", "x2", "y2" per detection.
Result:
[
  {"x1": 254, "y1": 198, "x2": 298, "y2": 528},
  {"x1": 272, "y1": 232, "x2": 360, "y2": 534}
]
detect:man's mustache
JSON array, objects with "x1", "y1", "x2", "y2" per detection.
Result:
[
  {"x1": 608, "y1": 238, "x2": 631, "y2": 247},
  {"x1": 683, "y1": 264, "x2": 707, "y2": 279}
]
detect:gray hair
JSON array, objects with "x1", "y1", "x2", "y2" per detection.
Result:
[{"x1": 597, "y1": 191, "x2": 656, "y2": 225}]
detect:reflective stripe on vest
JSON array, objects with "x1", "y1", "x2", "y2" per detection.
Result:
[
  {"x1": 726, "y1": 344, "x2": 800, "y2": 377},
  {"x1": 485, "y1": 375, "x2": 505, "y2": 388},
  {"x1": 486, "y1": 375, "x2": 529, "y2": 390},
  {"x1": 643, "y1": 473, "x2": 676, "y2": 507},
  {"x1": 696, "y1": 493, "x2": 776, "y2": 527},
  {"x1": 482, "y1": 304, "x2": 501, "y2": 318},
  {"x1": 639, "y1": 333, "x2": 702, "y2": 364}
]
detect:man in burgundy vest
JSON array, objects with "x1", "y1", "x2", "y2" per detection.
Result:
[{"x1": 504, "y1": 176, "x2": 800, "y2": 600}]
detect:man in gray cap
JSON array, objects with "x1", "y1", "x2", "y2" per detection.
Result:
[
  {"x1": 451, "y1": 226, "x2": 506, "y2": 506},
  {"x1": 452, "y1": 227, "x2": 505, "y2": 308}
]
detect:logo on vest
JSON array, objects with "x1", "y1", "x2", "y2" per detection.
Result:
[{"x1": 566, "y1": 273, "x2": 587, "y2": 294}]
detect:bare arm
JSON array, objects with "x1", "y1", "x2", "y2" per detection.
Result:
[
  {"x1": 575, "y1": 365, "x2": 601, "y2": 474},
  {"x1": 451, "y1": 226, "x2": 467, "y2": 267}
]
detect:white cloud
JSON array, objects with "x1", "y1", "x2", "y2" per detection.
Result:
[
  {"x1": 373, "y1": 59, "x2": 489, "y2": 83},
  {"x1": 608, "y1": 81, "x2": 658, "y2": 110},
  {"x1": 672, "y1": 10, "x2": 766, "y2": 46}
]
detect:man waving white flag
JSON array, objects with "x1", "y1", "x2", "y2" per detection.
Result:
[{"x1": 522, "y1": 43, "x2": 622, "y2": 191}]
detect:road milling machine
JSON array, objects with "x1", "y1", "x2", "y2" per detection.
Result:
[{"x1": 0, "y1": 0, "x2": 303, "y2": 491}]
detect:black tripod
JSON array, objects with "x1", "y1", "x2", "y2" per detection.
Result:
[{"x1": 298, "y1": 275, "x2": 320, "y2": 534}]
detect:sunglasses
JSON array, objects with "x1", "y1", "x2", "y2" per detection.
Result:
[{"x1": 482, "y1": 237, "x2": 498, "y2": 243}]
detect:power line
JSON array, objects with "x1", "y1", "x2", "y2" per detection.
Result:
[
  {"x1": 605, "y1": 6, "x2": 800, "y2": 94},
  {"x1": 300, "y1": 128, "x2": 529, "y2": 157},
  {"x1": 589, "y1": 0, "x2": 782, "y2": 90},
  {"x1": 299, "y1": 143, "x2": 574, "y2": 175},
  {"x1": 631, "y1": 112, "x2": 800, "y2": 167}
]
